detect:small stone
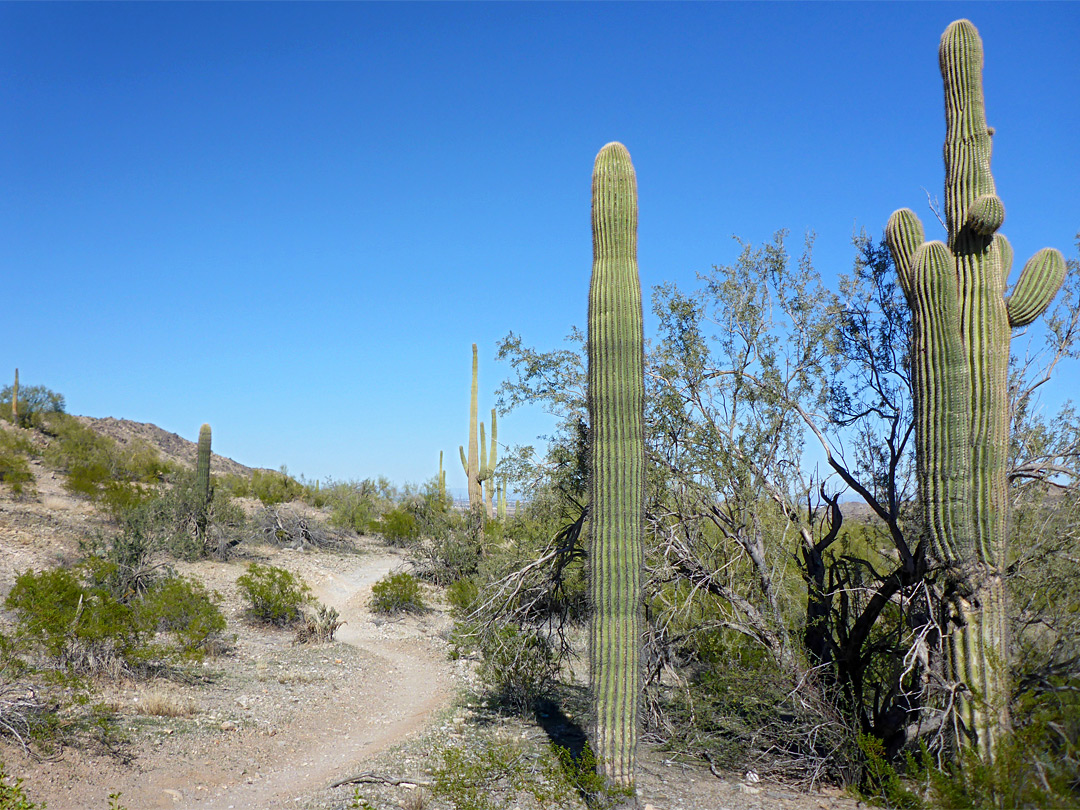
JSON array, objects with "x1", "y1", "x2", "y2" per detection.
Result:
[{"x1": 220, "y1": 720, "x2": 236, "y2": 731}]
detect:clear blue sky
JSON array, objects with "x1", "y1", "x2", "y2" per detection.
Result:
[{"x1": 3, "y1": 2, "x2": 1077, "y2": 496}]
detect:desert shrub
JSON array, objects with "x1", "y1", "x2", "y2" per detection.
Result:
[
  {"x1": 409, "y1": 530, "x2": 482, "y2": 587},
  {"x1": 369, "y1": 572, "x2": 426, "y2": 615},
  {"x1": 648, "y1": 619, "x2": 859, "y2": 785},
  {"x1": 856, "y1": 734, "x2": 924, "y2": 809},
  {"x1": 235, "y1": 563, "x2": 311, "y2": 625},
  {"x1": 323, "y1": 479, "x2": 386, "y2": 534},
  {"x1": 215, "y1": 472, "x2": 252, "y2": 499},
  {"x1": 135, "y1": 576, "x2": 227, "y2": 661},
  {"x1": 475, "y1": 624, "x2": 559, "y2": 715},
  {"x1": 429, "y1": 733, "x2": 630, "y2": 810},
  {"x1": 447, "y1": 577, "x2": 481, "y2": 618},
  {"x1": 0, "y1": 432, "x2": 35, "y2": 496},
  {"x1": 5, "y1": 566, "x2": 137, "y2": 672},
  {"x1": 299, "y1": 477, "x2": 329, "y2": 508},
  {"x1": 109, "y1": 469, "x2": 246, "y2": 560},
  {"x1": 372, "y1": 506, "x2": 417, "y2": 546},
  {"x1": 5, "y1": 563, "x2": 227, "y2": 674},
  {"x1": 910, "y1": 719, "x2": 1080, "y2": 810},
  {"x1": 294, "y1": 604, "x2": 344, "y2": 644},
  {"x1": 250, "y1": 468, "x2": 305, "y2": 505}
]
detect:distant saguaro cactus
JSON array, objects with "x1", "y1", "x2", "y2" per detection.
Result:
[
  {"x1": 587, "y1": 141, "x2": 645, "y2": 793},
  {"x1": 480, "y1": 408, "x2": 498, "y2": 518},
  {"x1": 459, "y1": 344, "x2": 483, "y2": 510},
  {"x1": 885, "y1": 19, "x2": 1067, "y2": 762},
  {"x1": 438, "y1": 450, "x2": 447, "y2": 505},
  {"x1": 11, "y1": 369, "x2": 18, "y2": 425},
  {"x1": 497, "y1": 477, "x2": 507, "y2": 521},
  {"x1": 195, "y1": 424, "x2": 213, "y2": 540}
]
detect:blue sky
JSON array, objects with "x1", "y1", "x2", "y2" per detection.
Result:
[{"x1": 3, "y1": 2, "x2": 1077, "y2": 496}]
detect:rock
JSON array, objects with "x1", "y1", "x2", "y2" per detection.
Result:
[{"x1": 220, "y1": 720, "x2": 237, "y2": 731}]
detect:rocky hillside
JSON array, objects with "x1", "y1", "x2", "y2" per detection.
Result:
[{"x1": 74, "y1": 415, "x2": 265, "y2": 478}]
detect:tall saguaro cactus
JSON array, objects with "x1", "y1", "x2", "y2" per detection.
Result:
[
  {"x1": 588, "y1": 141, "x2": 645, "y2": 792},
  {"x1": 195, "y1": 424, "x2": 213, "y2": 541},
  {"x1": 885, "y1": 19, "x2": 1066, "y2": 762},
  {"x1": 11, "y1": 369, "x2": 18, "y2": 425}
]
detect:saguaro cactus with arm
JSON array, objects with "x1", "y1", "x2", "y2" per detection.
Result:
[
  {"x1": 587, "y1": 141, "x2": 645, "y2": 794},
  {"x1": 885, "y1": 19, "x2": 1066, "y2": 762}
]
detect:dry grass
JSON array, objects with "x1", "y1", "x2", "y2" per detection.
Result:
[
  {"x1": 274, "y1": 671, "x2": 325, "y2": 685},
  {"x1": 134, "y1": 690, "x2": 199, "y2": 718}
]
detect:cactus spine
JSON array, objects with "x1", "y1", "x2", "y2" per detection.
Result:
[
  {"x1": 195, "y1": 424, "x2": 213, "y2": 540},
  {"x1": 11, "y1": 369, "x2": 18, "y2": 425},
  {"x1": 459, "y1": 343, "x2": 483, "y2": 510},
  {"x1": 885, "y1": 19, "x2": 1066, "y2": 762},
  {"x1": 587, "y1": 142, "x2": 644, "y2": 792}
]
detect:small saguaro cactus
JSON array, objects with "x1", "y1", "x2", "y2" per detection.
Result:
[
  {"x1": 459, "y1": 343, "x2": 484, "y2": 510},
  {"x1": 11, "y1": 369, "x2": 18, "y2": 425},
  {"x1": 587, "y1": 141, "x2": 645, "y2": 793},
  {"x1": 885, "y1": 19, "x2": 1066, "y2": 762},
  {"x1": 195, "y1": 424, "x2": 213, "y2": 540}
]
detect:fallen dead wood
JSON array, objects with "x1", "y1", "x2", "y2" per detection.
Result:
[{"x1": 329, "y1": 771, "x2": 433, "y2": 789}]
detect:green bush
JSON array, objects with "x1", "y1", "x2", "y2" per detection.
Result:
[
  {"x1": 235, "y1": 563, "x2": 311, "y2": 625},
  {"x1": 447, "y1": 577, "x2": 481, "y2": 618},
  {"x1": 915, "y1": 723, "x2": 1080, "y2": 810},
  {"x1": 324, "y1": 480, "x2": 384, "y2": 534},
  {"x1": 135, "y1": 576, "x2": 228, "y2": 661},
  {"x1": 215, "y1": 472, "x2": 252, "y2": 499},
  {"x1": 4, "y1": 563, "x2": 227, "y2": 673},
  {"x1": 6, "y1": 566, "x2": 136, "y2": 669},
  {"x1": 107, "y1": 469, "x2": 246, "y2": 560},
  {"x1": 0, "y1": 761, "x2": 46, "y2": 810},
  {"x1": 430, "y1": 734, "x2": 630, "y2": 810},
  {"x1": 476, "y1": 624, "x2": 558, "y2": 714},
  {"x1": 250, "y1": 468, "x2": 305, "y2": 505},
  {"x1": 369, "y1": 572, "x2": 426, "y2": 615},
  {"x1": 0, "y1": 431, "x2": 35, "y2": 496},
  {"x1": 409, "y1": 531, "x2": 482, "y2": 587},
  {"x1": 372, "y1": 506, "x2": 417, "y2": 546}
]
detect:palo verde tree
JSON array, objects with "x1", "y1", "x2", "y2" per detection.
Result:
[
  {"x1": 588, "y1": 141, "x2": 645, "y2": 795},
  {"x1": 885, "y1": 19, "x2": 1067, "y2": 762}
]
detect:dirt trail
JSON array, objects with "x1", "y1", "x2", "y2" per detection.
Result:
[
  {"x1": 7, "y1": 547, "x2": 456, "y2": 810},
  {"x1": 186, "y1": 552, "x2": 453, "y2": 810}
]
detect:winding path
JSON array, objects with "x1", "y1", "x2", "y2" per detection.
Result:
[{"x1": 191, "y1": 552, "x2": 454, "y2": 809}]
